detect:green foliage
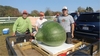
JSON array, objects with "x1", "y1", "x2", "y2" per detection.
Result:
[
  {"x1": 53, "y1": 11, "x2": 61, "y2": 15},
  {"x1": 45, "y1": 8, "x2": 62, "y2": 16},
  {"x1": 31, "y1": 10, "x2": 39, "y2": 16},
  {"x1": 77, "y1": 6, "x2": 94, "y2": 13},
  {"x1": 86, "y1": 7, "x2": 94, "y2": 12},
  {"x1": 0, "y1": 5, "x2": 21, "y2": 17},
  {"x1": 45, "y1": 8, "x2": 54, "y2": 16},
  {"x1": 96, "y1": 10, "x2": 100, "y2": 12},
  {"x1": 30, "y1": 8, "x2": 62, "y2": 16},
  {"x1": 0, "y1": 5, "x2": 97, "y2": 17},
  {"x1": 77, "y1": 6, "x2": 86, "y2": 13}
]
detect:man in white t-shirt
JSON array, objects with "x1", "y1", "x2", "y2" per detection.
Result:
[
  {"x1": 35, "y1": 12, "x2": 47, "y2": 32},
  {"x1": 57, "y1": 6, "x2": 75, "y2": 44}
]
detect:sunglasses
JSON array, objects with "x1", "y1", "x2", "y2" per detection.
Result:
[
  {"x1": 40, "y1": 15, "x2": 44, "y2": 16},
  {"x1": 62, "y1": 9, "x2": 67, "y2": 11},
  {"x1": 23, "y1": 13, "x2": 28, "y2": 15}
]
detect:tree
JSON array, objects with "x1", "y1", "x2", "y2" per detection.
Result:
[
  {"x1": 0, "y1": 5, "x2": 20, "y2": 17},
  {"x1": 96, "y1": 10, "x2": 100, "y2": 12},
  {"x1": 0, "y1": 5, "x2": 6, "y2": 16},
  {"x1": 31, "y1": 10, "x2": 39, "y2": 16},
  {"x1": 86, "y1": 7, "x2": 94, "y2": 12},
  {"x1": 53, "y1": 11, "x2": 62, "y2": 16},
  {"x1": 12, "y1": 9, "x2": 21, "y2": 16},
  {"x1": 77, "y1": 7, "x2": 86, "y2": 13},
  {"x1": 45, "y1": 8, "x2": 54, "y2": 16}
]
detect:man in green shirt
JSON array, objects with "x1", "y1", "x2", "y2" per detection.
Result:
[{"x1": 12, "y1": 10, "x2": 32, "y2": 41}]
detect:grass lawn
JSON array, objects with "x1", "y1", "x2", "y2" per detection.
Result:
[{"x1": 0, "y1": 23, "x2": 13, "y2": 56}]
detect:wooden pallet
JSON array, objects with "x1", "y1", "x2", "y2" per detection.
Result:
[
  {"x1": 13, "y1": 41, "x2": 84, "y2": 56},
  {"x1": 72, "y1": 42, "x2": 83, "y2": 51},
  {"x1": 15, "y1": 42, "x2": 50, "y2": 56},
  {"x1": 34, "y1": 43, "x2": 74, "y2": 56}
]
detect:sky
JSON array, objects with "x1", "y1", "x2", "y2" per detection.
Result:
[{"x1": 0, "y1": 0, "x2": 100, "y2": 13}]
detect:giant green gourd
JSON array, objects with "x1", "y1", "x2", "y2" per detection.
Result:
[{"x1": 35, "y1": 21, "x2": 66, "y2": 47}]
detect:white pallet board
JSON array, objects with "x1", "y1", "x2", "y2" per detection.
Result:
[{"x1": 37, "y1": 42, "x2": 74, "y2": 55}]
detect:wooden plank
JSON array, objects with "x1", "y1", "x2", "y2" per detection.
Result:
[
  {"x1": 13, "y1": 45, "x2": 23, "y2": 56},
  {"x1": 21, "y1": 45, "x2": 32, "y2": 50},
  {"x1": 20, "y1": 42, "x2": 31, "y2": 45},
  {"x1": 32, "y1": 46, "x2": 50, "y2": 56},
  {"x1": 14, "y1": 42, "x2": 50, "y2": 56},
  {"x1": 16, "y1": 44, "x2": 27, "y2": 56},
  {"x1": 72, "y1": 42, "x2": 83, "y2": 51},
  {"x1": 15, "y1": 50, "x2": 23, "y2": 56},
  {"x1": 24, "y1": 48, "x2": 43, "y2": 56}
]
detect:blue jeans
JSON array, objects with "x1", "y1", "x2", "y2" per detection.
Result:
[
  {"x1": 66, "y1": 32, "x2": 72, "y2": 44},
  {"x1": 15, "y1": 31, "x2": 26, "y2": 43}
]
